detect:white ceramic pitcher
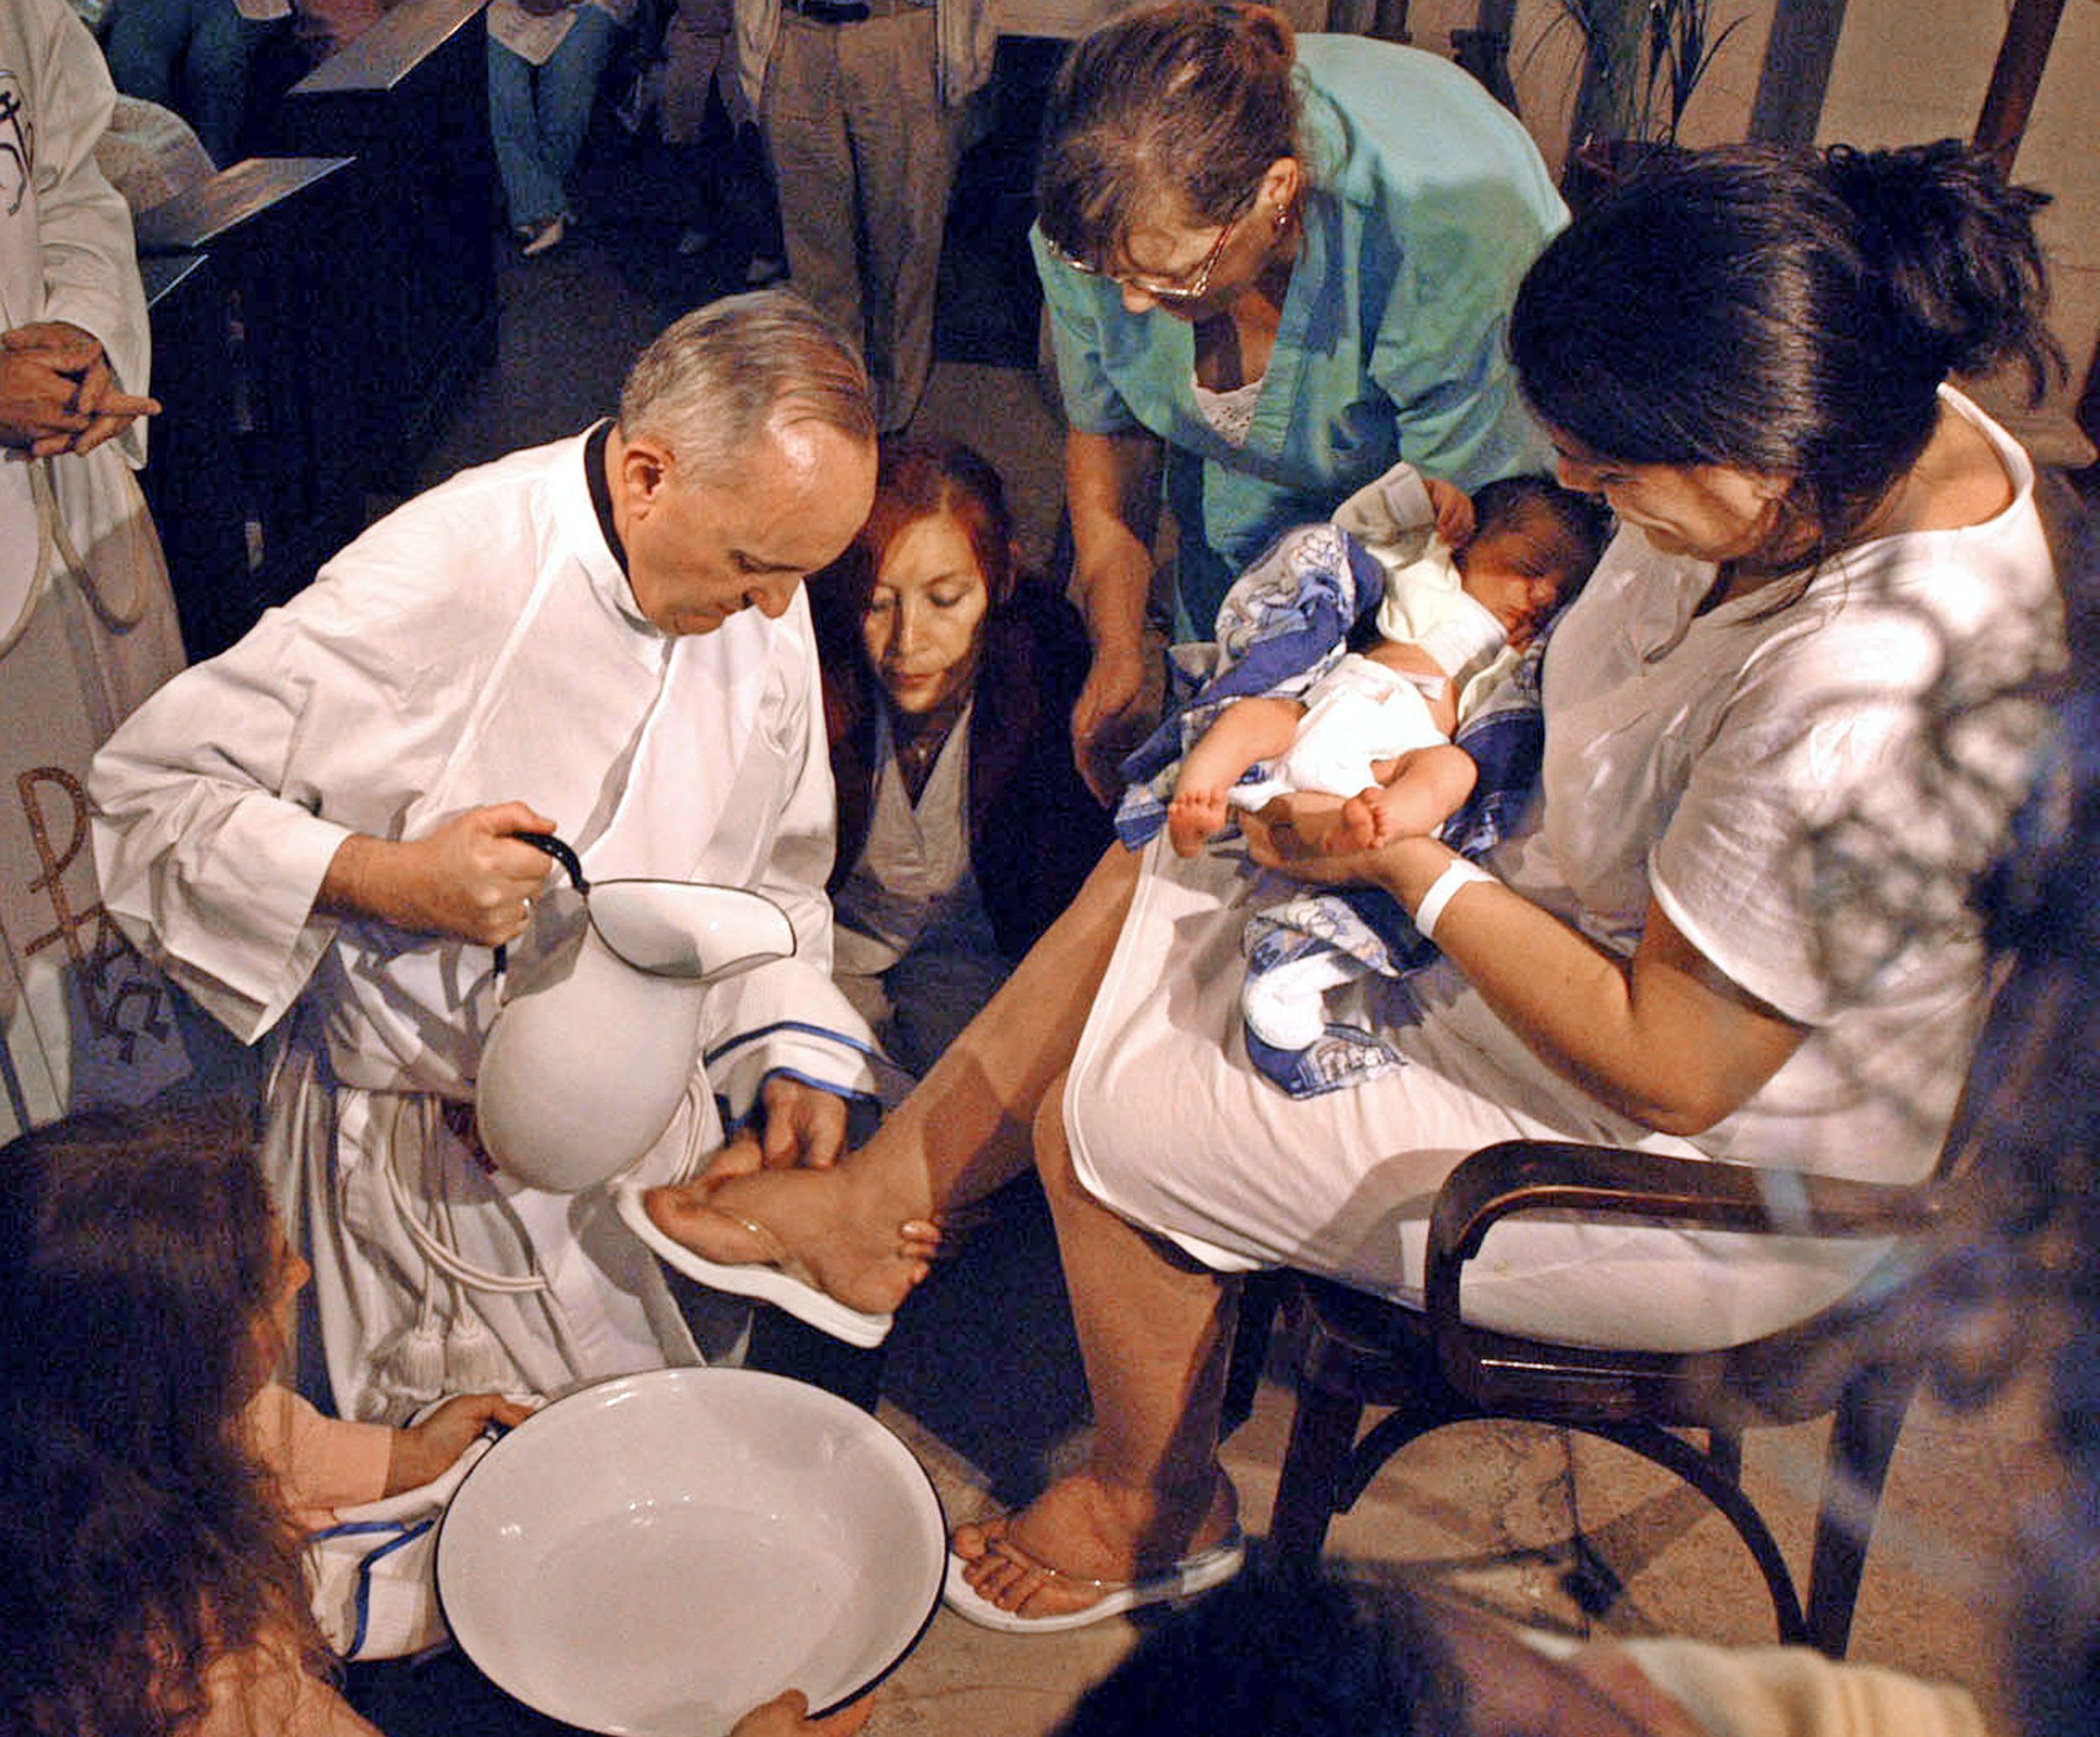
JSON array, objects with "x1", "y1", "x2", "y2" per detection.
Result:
[{"x1": 474, "y1": 834, "x2": 796, "y2": 1194}]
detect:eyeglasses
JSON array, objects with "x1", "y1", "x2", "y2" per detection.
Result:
[{"x1": 1047, "y1": 195, "x2": 1257, "y2": 304}]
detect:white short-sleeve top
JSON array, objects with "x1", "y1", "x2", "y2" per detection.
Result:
[{"x1": 1477, "y1": 386, "x2": 2060, "y2": 1178}]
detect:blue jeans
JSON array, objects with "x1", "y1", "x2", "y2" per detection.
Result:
[
  {"x1": 487, "y1": 7, "x2": 620, "y2": 230},
  {"x1": 107, "y1": 0, "x2": 274, "y2": 165}
]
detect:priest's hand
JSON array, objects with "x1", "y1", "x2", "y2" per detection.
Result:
[
  {"x1": 318, "y1": 801, "x2": 559, "y2": 945},
  {"x1": 752, "y1": 1073, "x2": 851, "y2": 1169},
  {"x1": 728, "y1": 1690, "x2": 870, "y2": 1736},
  {"x1": 704, "y1": 1073, "x2": 852, "y2": 1181}
]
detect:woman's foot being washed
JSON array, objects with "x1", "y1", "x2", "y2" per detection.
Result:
[
  {"x1": 948, "y1": 1469, "x2": 1243, "y2": 1629},
  {"x1": 641, "y1": 1163, "x2": 939, "y2": 1321}
]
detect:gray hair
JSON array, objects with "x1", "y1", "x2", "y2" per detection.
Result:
[
  {"x1": 617, "y1": 290, "x2": 875, "y2": 474},
  {"x1": 1037, "y1": 1, "x2": 1304, "y2": 270}
]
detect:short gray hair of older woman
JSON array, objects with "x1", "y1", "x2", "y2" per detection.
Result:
[
  {"x1": 617, "y1": 290, "x2": 876, "y2": 476},
  {"x1": 1037, "y1": 0, "x2": 1304, "y2": 273}
]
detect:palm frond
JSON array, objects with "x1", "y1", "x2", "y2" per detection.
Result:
[{"x1": 1539, "y1": 0, "x2": 1746, "y2": 144}]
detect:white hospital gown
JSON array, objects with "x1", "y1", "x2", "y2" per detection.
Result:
[
  {"x1": 1068, "y1": 388, "x2": 2058, "y2": 1353},
  {"x1": 91, "y1": 430, "x2": 877, "y2": 1419}
]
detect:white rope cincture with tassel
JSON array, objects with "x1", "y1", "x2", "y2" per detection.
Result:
[
  {"x1": 372, "y1": 1287, "x2": 449, "y2": 1412},
  {"x1": 0, "y1": 456, "x2": 153, "y2": 662}
]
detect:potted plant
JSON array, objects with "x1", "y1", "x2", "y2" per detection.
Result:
[{"x1": 1534, "y1": 0, "x2": 1747, "y2": 207}]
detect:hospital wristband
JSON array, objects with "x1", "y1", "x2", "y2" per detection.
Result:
[{"x1": 1413, "y1": 858, "x2": 1495, "y2": 942}]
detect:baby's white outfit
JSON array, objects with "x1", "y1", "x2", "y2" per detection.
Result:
[
  {"x1": 1232, "y1": 462, "x2": 1522, "y2": 1047},
  {"x1": 1228, "y1": 462, "x2": 1509, "y2": 816}
]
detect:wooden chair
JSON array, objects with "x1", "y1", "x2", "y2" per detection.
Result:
[{"x1": 1265, "y1": 960, "x2": 2036, "y2": 1656}]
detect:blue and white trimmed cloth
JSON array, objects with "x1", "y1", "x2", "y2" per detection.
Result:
[{"x1": 1114, "y1": 521, "x2": 1390, "y2": 848}]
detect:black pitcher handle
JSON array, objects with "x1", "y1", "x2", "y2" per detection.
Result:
[
  {"x1": 513, "y1": 830, "x2": 589, "y2": 893},
  {"x1": 492, "y1": 832, "x2": 586, "y2": 976}
]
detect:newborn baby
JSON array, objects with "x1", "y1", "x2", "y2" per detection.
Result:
[{"x1": 1168, "y1": 468, "x2": 1606, "y2": 858}]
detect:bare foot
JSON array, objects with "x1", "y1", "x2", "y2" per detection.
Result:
[
  {"x1": 1337, "y1": 788, "x2": 1394, "y2": 850},
  {"x1": 643, "y1": 1167, "x2": 938, "y2": 1318},
  {"x1": 1166, "y1": 784, "x2": 1230, "y2": 857},
  {"x1": 951, "y1": 1470, "x2": 1239, "y2": 1621}
]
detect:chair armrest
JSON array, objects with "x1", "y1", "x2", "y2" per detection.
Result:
[{"x1": 1424, "y1": 1140, "x2": 1947, "y2": 1331}]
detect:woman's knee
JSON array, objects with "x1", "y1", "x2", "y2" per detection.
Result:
[
  {"x1": 1051, "y1": 843, "x2": 1140, "y2": 947},
  {"x1": 1084, "y1": 841, "x2": 1141, "y2": 901},
  {"x1": 1037, "y1": 1057, "x2": 1145, "y2": 1215}
]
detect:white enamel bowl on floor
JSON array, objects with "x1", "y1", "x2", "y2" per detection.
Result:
[{"x1": 437, "y1": 1367, "x2": 944, "y2": 1735}]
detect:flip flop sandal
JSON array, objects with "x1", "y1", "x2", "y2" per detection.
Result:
[
  {"x1": 610, "y1": 1178, "x2": 894, "y2": 1349},
  {"x1": 941, "y1": 1519, "x2": 1247, "y2": 1633}
]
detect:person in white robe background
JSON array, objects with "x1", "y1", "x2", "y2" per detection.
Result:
[
  {"x1": 89, "y1": 291, "x2": 884, "y2": 1422},
  {"x1": 0, "y1": 0, "x2": 189, "y2": 1143}
]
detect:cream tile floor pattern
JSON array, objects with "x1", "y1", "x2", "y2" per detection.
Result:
[{"x1": 857, "y1": 1368, "x2": 2038, "y2": 1737}]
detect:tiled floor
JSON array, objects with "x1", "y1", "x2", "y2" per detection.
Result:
[
  {"x1": 860, "y1": 1198, "x2": 2041, "y2": 1736},
  {"x1": 880, "y1": 1393, "x2": 2040, "y2": 1731},
  {"x1": 408, "y1": 224, "x2": 2055, "y2": 1736}
]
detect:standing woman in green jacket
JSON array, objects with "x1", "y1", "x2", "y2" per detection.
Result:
[{"x1": 1032, "y1": 0, "x2": 1567, "y2": 792}]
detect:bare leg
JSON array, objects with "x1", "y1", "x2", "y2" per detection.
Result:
[
  {"x1": 1167, "y1": 696, "x2": 1305, "y2": 858},
  {"x1": 644, "y1": 845, "x2": 1142, "y2": 1314},
  {"x1": 951, "y1": 1070, "x2": 1240, "y2": 1618}
]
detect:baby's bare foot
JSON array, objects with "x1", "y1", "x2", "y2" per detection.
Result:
[
  {"x1": 1166, "y1": 786, "x2": 1229, "y2": 858},
  {"x1": 1338, "y1": 790, "x2": 1394, "y2": 851}
]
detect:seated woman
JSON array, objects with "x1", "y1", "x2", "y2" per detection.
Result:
[
  {"x1": 810, "y1": 438, "x2": 1110, "y2": 1082},
  {"x1": 639, "y1": 141, "x2": 2065, "y2": 1629}
]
